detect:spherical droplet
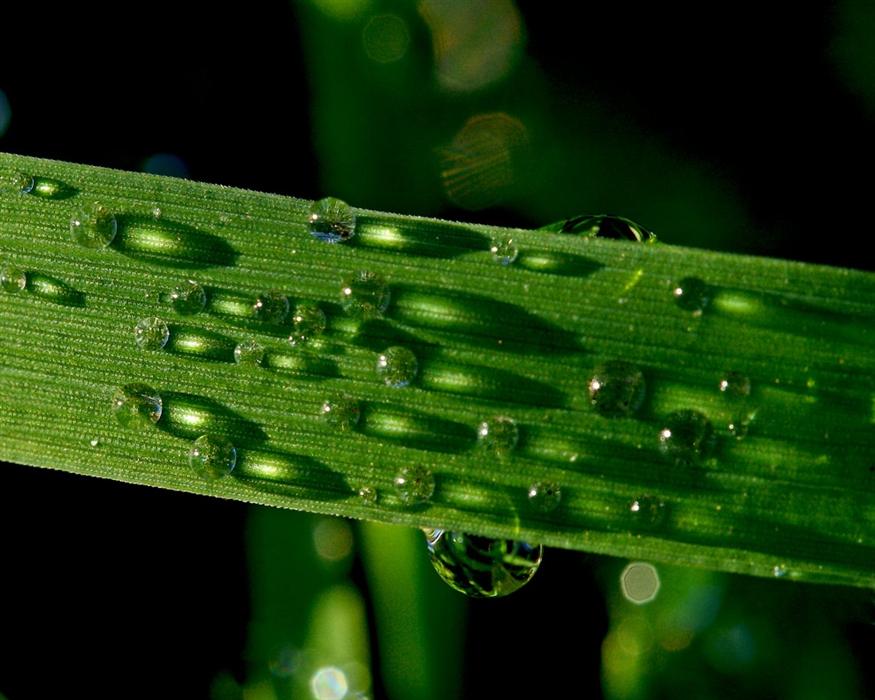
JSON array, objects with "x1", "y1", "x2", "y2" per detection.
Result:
[
  {"x1": 234, "y1": 338, "x2": 265, "y2": 366},
  {"x1": 630, "y1": 494, "x2": 666, "y2": 526},
  {"x1": 393, "y1": 465, "x2": 435, "y2": 505},
  {"x1": 557, "y1": 214, "x2": 655, "y2": 241},
  {"x1": 253, "y1": 290, "x2": 290, "y2": 324},
  {"x1": 340, "y1": 270, "x2": 390, "y2": 319},
  {"x1": 376, "y1": 346, "x2": 418, "y2": 387},
  {"x1": 425, "y1": 529, "x2": 543, "y2": 598},
  {"x1": 308, "y1": 196, "x2": 356, "y2": 243},
  {"x1": 527, "y1": 480, "x2": 561, "y2": 513},
  {"x1": 111, "y1": 383, "x2": 163, "y2": 430},
  {"x1": 188, "y1": 434, "x2": 237, "y2": 480},
  {"x1": 321, "y1": 393, "x2": 361, "y2": 431},
  {"x1": 169, "y1": 279, "x2": 207, "y2": 315},
  {"x1": 476, "y1": 416, "x2": 519, "y2": 457},
  {"x1": 358, "y1": 485, "x2": 378, "y2": 504},
  {"x1": 0, "y1": 265, "x2": 26, "y2": 293},
  {"x1": 719, "y1": 371, "x2": 751, "y2": 398},
  {"x1": 588, "y1": 360, "x2": 646, "y2": 418},
  {"x1": 0, "y1": 171, "x2": 34, "y2": 195},
  {"x1": 673, "y1": 276, "x2": 710, "y2": 313},
  {"x1": 659, "y1": 409, "x2": 715, "y2": 465},
  {"x1": 489, "y1": 236, "x2": 519, "y2": 265},
  {"x1": 70, "y1": 201, "x2": 117, "y2": 249},
  {"x1": 134, "y1": 317, "x2": 170, "y2": 351},
  {"x1": 289, "y1": 303, "x2": 327, "y2": 347}
]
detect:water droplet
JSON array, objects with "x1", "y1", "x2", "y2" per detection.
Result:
[
  {"x1": 376, "y1": 346, "x2": 418, "y2": 387},
  {"x1": 134, "y1": 317, "x2": 170, "y2": 351},
  {"x1": 188, "y1": 434, "x2": 237, "y2": 480},
  {"x1": 719, "y1": 371, "x2": 751, "y2": 398},
  {"x1": 673, "y1": 277, "x2": 710, "y2": 313},
  {"x1": 476, "y1": 415, "x2": 519, "y2": 457},
  {"x1": 393, "y1": 465, "x2": 435, "y2": 505},
  {"x1": 424, "y1": 529, "x2": 543, "y2": 598},
  {"x1": 0, "y1": 171, "x2": 34, "y2": 195},
  {"x1": 321, "y1": 393, "x2": 361, "y2": 431},
  {"x1": 0, "y1": 265, "x2": 26, "y2": 293},
  {"x1": 253, "y1": 290, "x2": 290, "y2": 324},
  {"x1": 630, "y1": 494, "x2": 666, "y2": 526},
  {"x1": 111, "y1": 383, "x2": 163, "y2": 430},
  {"x1": 358, "y1": 485, "x2": 378, "y2": 504},
  {"x1": 659, "y1": 409, "x2": 714, "y2": 464},
  {"x1": 288, "y1": 303, "x2": 327, "y2": 347},
  {"x1": 527, "y1": 480, "x2": 561, "y2": 513},
  {"x1": 70, "y1": 201, "x2": 117, "y2": 249},
  {"x1": 308, "y1": 196, "x2": 356, "y2": 243},
  {"x1": 168, "y1": 279, "x2": 207, "y2": 315},
  {"x1": 234, "y1": 338, "x2": 265, "y2": 366},
  {"x1": 773, "y1": 564, "x2": 788, "y2": 578},
  {"x1": 588, "y1": 360, "x2": 646, "y2": 418},
  {"x1": 489, "y1": 235, "x2": 519, "y2": 265},
  {"x1": 340, "y1": 270, "x2": 390, "y2": 319},
  {"x1": 557, "y1": 214, "x2": 655, "y2": 241},
  {"x1": 726, "y1": 414, "x2": 752, "y2": 441}
]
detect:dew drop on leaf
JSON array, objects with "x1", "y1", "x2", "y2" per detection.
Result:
[
  {"x1": 561, "y1": 214, "x2": 655, "y2": 241},
  {"x1": 70, "y1": 201, "x2": 117, "y2": 249},
  {"x1": 358, "y1": 485, "x2": 377, "y2": 504},
  {"x1": 376, "y1": 346, "x2": 419, "y2": 387},
  {"x1": 253, "y1": 289, "x2": 290, "y2": 324},
  {"x1": 169, "y1": 279, "x2": 207, "y2": 315},
  {"x1": 0, "y1": 171, "x2": 34, "y2": 195},
  {"x1": 527, "y1": 480, "x2": 561, "y2": 513},
  {"x1": 719, "y1": 371, "x2": 751, "y2": 398},
  {"x1": 476, "y1": 415, "x2": 519, "y2": 457},
  {"x1": 588, "y1": 360, "x2": 646, "y2": 418},
  {"x1": 234, "y1": 338, "x2": 265, "y2": 366},
  {"x1": 630, "y1": 494, "x2": 666, "y2": 526},
  {"x1": 308, "y1": 196, "x2": 356, "y2": 243},
  {"x1": 320, "y1": 393, "x2": 361, "y2": 431},
  {"x1": 111, "y1": 383, "x2": 163, "y2": 430},
  {"x1": 0, "y1": 265, "x2": 26, "y2": 293},
  {"x1": 489, "y1": 235, "x2": 519, "y2": 265},
  {"x1": 289, "y1": 303, "x2": 327, "y2": 347},
  {"x1": 189, "y1": 434, "x2": 237, "y2": 480},
  {"x1": 673, "y1": 277, "x2": 710, "y2": 313},
  {"x1": 424, "y1": 529, "x2": 543, "y2": 598},
  {"x1": 393, "y1": 465, "x2": 435, "y2": 504},
  {"x1": 134, "y1": 316, "x2": 170, "y2": 351},
  {"x1": 340, "y1": 270, "x2": 390, "y2": 319},
  {"x1": 659, "y1": 409, "x2": 715, "y2": 464}
]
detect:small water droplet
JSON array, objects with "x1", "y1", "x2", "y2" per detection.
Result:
[
  {"x1": 489, "y1": 235, "x2": 519, "y2": 265},
  {"x1": 659, "y1": 409, "x2": 714, "y2": 464},
  {"x1": 253, "y1": 290, "x2": 290, "y2": 324},
  {"x1": 134, "y1": 317, "x2": 170, "y2": 351},
  {"x1": 111, "y1": 383, "x2": 163, "y2": 429},
  {"x1": 0, "y1": 171, "x2": 34, "y2": 195},
  {"x1": 234, "y1": 338, "x2": 265, "y2": 366},
  {"x1": 376, "y1": 346, "x2": 418, "y2": 387},
  {"x1": 340, "y1": 270, "x2": 390, "y2": 319},
  {"x1": 321, "y1": 393, "x2": 361, "y2": 431},
  {"x1": 773, "y1": 564, "x2": 788, "y2": 578},
  {"x1": 90, "y1": 438, "x2": 100, "y2": 447},
  {"x1": 527, "y1": 480, "x2": 561, "y2": 513},
  {"x1": 169, "y1": 279, "x2": 207, "y2": 315},
  {"x1": 476, "y1": 415, "x2": 519, "y2": 457},
  {"x1": 726, "y1": 415, "x2": 752, "y2": 441},
  {"x1": 70, "y1": 201, "x2": 117, "y2": 249},
  {"x1": 288, "y1": 303, "x2": 327, "y2": 347},
  {"x1": 588, "y1": 360, "x2": 646, "y2": 418},
  {"x1": 393, "y1": 465, "x2": 435, "y2": 504},
  {"x1": 630, "y1": 494, "x2": 666, "y2": 526},
  {"x1": 308, "y1": 196, "x2": 356, "y2": 243},
  {"x1": 424, "y1": 529, "x2": 543, "y2": 598},
  {"x1": 719, "y1": 371, "x2": 751, "y2": 398},
  {"x1": 358, "y1": 485, "x2": 378, "y2": 504},
  {"x1": 188, "y1": 434, "x2": 237, "y2": 480},
  {"x1": 0, "y1": 265, "x2": 26, "y2": 293},
  {"x1": 673, "y1": 277, "x2": 710, "y2": 313}
]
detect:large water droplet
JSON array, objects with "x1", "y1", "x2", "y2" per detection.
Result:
[
  {"x1": 111, "y1": 383, "x2": 163, "y2": 429},
  {"x1": 489, "y1": 235, "x2": 519, "y2": 265},
  {"x1": 376, "y1": 346, "x2": 418, "y2": 387},
  {"x1": 527, "y1": 480, "x2": 561, "y2": 513},
  {"x1": 340, "y1": 270, "x2": 390, "y2": 319},
  {"x1": 289, "y1": 303, "x2": 327, "y2": 347},
  {"x1": 134, "y1": 317, "x2": 170, "y2": 351},
  {"x1": 308, "y1": 196, "x2": 356, "y2": 243},
  {"x1": 630, "y1": 494, "x2": 666, "y2": 526},
  {"x1": 253, "y1": 290, "x2": 290, "y2": 324},
  {"x1": 424, "y1": 529, "x2": 543, "y2": 598},
  {"x1": 70, "y1": 201, "x2": 118, "y2": 249},
  {"x1": 0, "y1": 171, "x2": 34, "y2": 195},
  {"x1": 0, "y1": 265, "x2": 26, "y2": 293},
  {"x1": 542, "y1": 214, "x2": 655, "y2": 241},
  {"x1": 189, "y1": 434, "x2": 237, "y2": 480},
  {"x1": 234, "y1": 338, "x2": 265, "y2": 366},
  {"x1": 588, "y1": 361, "x2": 646, "y2": 418},
  {"x1": 393, "y1": 465, "x2": 435, "y2": 504},
  {"x1": 659, "y1": 409, "x2": 714, "y2": 464},
  {"x1": 321, "y1": 393, "x2": 361, "y2": 431},
  {"x1": 673, "y1": 277, "x2": 710, "y2": 313},
  {"x1": 476, "y1": 415, "x2": 519, "y2": 457},
  {"x1": 169, "y1": 279, "x2": 207, "y2": 315}
]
